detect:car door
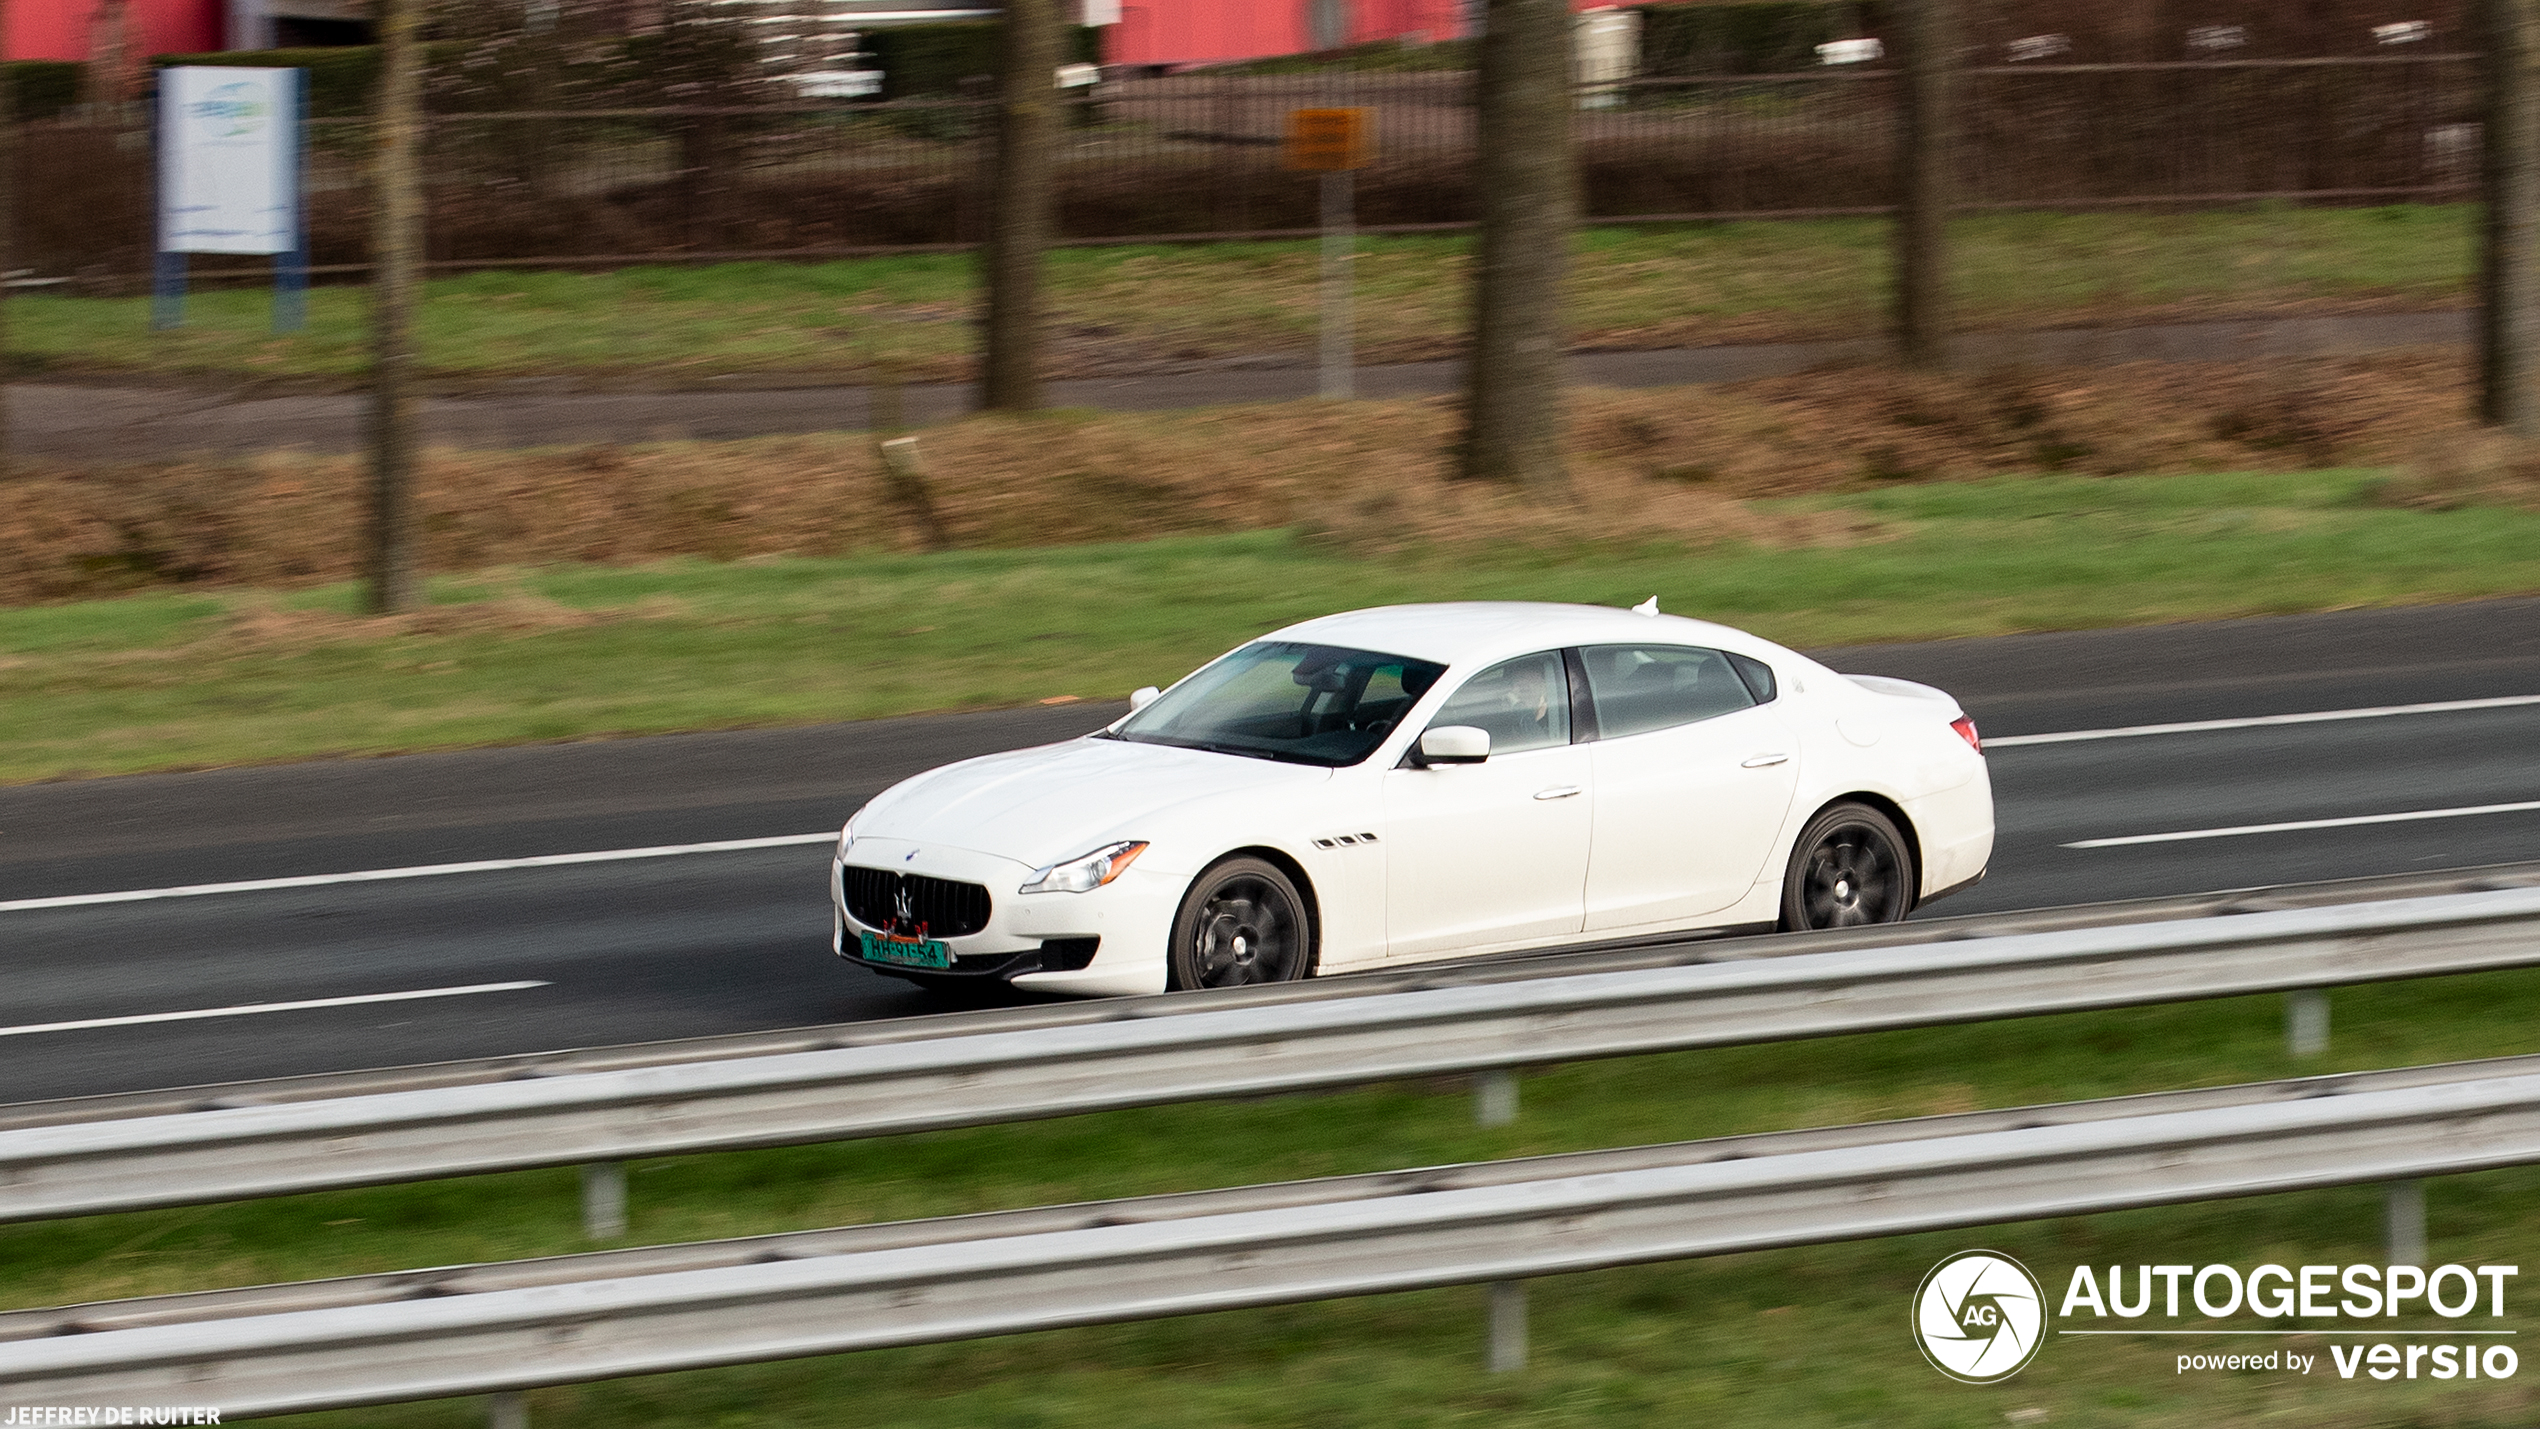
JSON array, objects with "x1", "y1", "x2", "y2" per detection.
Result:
[
  {"x1": 1380, "y1": 650, "x2": 1593, "y2": 958},
  {"x1": 1576, "y1": 644, "x2": 1800, "y2": 931}
]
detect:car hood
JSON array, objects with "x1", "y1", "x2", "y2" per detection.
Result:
[{"x1": 855, "y1": 736, "x2": 1331, "y2": 866}]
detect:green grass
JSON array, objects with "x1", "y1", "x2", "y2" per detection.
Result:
[
  {"x1": 13, "y1": 207, "x2": 2476, "y2": 384},
  {"x1": 8, "y1": 468, "x2": 2540, "y2": 784},
  {"x1": 6, "y1": 970, "x2": 2535, "y2": 1426}
]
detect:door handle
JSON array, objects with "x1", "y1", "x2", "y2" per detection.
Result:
[
  {"x1": 1741, "y1": 753, "x2": 1790, "y2": 768},
  {"x1": 1533, "y1": 785, "x2": 1583, "y2": 800}
]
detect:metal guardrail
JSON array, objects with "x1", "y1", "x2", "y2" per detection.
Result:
[
  {"x1": 7, "y1": 876, "x2": 2540, "y2": 1223},
  {"x1": 11, "y1": 858, "x2": 2536, "y2": 1135},
  {"x1": 7, "y1": 1060, "x2": 2539, "y2": 1412},
  {"x1": 9, "y1": 1049, "x2": 2527, "y2": 1343}
]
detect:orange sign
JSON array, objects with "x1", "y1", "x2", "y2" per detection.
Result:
[{"x1": 1283, "y1": 107, "x2": 1374, "y2": 172}]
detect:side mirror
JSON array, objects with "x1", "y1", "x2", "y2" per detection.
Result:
[
  {"x1": 1415, "y1": 725, "x2": 1490, "y2": 766},
  {"x1": 1129, "y1": 685, "x2": 1161, "y2": 712}
]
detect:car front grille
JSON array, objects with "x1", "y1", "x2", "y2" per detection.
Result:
[{"x1": 840, "y1": 866, "x2": 993, "y2": 939}]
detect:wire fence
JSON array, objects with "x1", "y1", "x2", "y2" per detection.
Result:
[{"x1": 11, "y1": 53, "x2": 2482, "y2": 282}]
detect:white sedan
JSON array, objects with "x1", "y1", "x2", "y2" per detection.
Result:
[{"x1": 832, "y1": 601, "x2": 1993, "y2": 996}]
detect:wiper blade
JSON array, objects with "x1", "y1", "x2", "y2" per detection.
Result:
[
  {"x1": 1188, "y1": 741, "x2": 1279, "y2": 761},
  {"x1": 1118, "y1": 733, "x2": 1332, "y2": 765}
]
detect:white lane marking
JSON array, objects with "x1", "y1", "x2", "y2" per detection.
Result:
[
  {"x1": 0, "y1": 981, "x2": 550, "y2": 1039},
  {"x1": 0, "y1": 832, "x2": 838, "y2": 914},
  {"x1": 2066, "y1": 800, "x2": 2540, "y2": 848},
  {"x1": 1989, "y1": 693, "x2": 2540, "y2": 747}
]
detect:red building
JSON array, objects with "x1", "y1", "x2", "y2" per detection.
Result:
[
  {"x1": 6, "y1": 0, "x2": 1613, "y2": 70},
  {"x1": 1105, "y1": 0, "x2": 1643, "y2": 69},
  {"x1": 8, "y1": 0, "x2": 224, "y2": 61},
  {"x1": 1110, "y1": 0, "x2": 1472, "y2": 68}
]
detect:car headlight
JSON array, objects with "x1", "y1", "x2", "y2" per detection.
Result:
[
  {"x1": 1020, "y1": 840, "x2": 1148, "y2": 895},
  {"x1": 835, "y1": 827, "x2": 854, "y2": 862}
]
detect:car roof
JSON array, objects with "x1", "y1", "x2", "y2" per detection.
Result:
[{"x1": 1261, "y1": 602, "x2": 1779, "y2": 669}]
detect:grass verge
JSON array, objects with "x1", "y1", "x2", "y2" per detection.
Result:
[
  {"x1": 10, "y1": 207, "x2": 2473, "y2": 385},
  {"x1": 9, "y1": 467, "x2": 2540, "y2": 783},
  {"x1": 4, "y1": 970, "x2": 2535, "y2": 1426}
]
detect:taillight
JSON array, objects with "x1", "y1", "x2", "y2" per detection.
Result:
[{"x1": 1950, "y1": 716, "x2": 1983, "y2": 753}]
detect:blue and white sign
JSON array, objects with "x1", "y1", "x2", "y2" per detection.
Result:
[{"x1": 158, "y1": 66, "x2": 301, "y2": 255}]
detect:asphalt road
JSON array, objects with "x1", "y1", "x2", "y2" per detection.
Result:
[{"x1": 5, "y1": 596, "x2": 2538, "y2": 1104}]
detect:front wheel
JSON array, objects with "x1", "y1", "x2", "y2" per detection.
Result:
[
  {"x1": 1168, "y1": 857, "x2": 1314, "y2": 990},
  {"x1": 1779, "y1": 802, "x2": 1916, "y2": 931}
]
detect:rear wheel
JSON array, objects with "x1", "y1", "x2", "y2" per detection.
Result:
[
  {"x1": 1779, "y1": 802, "x2": 1915, "y2": 931},
  {"x1": 1169, "y1": 857, "x2": 1313, "y2": 990}
]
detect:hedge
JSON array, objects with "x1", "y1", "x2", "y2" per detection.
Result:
[
  {"x1": 151, "y1": 47, "x2": 383, "y2": 116},
  {"x1": 145, "y1": 28, "x2": 1106, "y2": 114},
  {"x1": 5, "y1": 61, "x2": 86, "y2": 122},
  {"x1": 863, "y1": 23, "x2": 1105, "y2": 100},
  {"x1": 1632, "y1": 1, "x2": 1891, "y2": 75}
]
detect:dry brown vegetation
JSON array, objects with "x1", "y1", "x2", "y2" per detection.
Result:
[
  {"x1": 2363, "y1": 425, "x2": 2540, "y2": 511},
  {"x1": 4, "y1": 352, "x2": 2526, "y2": 606}
]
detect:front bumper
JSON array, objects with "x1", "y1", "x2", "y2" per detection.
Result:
[{"x1": 832, "y1": 836, "x2": 1174, "y2": 997}]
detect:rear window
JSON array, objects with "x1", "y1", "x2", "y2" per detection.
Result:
[{"x1": 1577, "y1": 644, "x2": 1757, "y2": 739}]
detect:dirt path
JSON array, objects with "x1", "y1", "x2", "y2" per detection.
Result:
[{"x1": 27, "y1": 310, "x2": 2466, "y2": 460}]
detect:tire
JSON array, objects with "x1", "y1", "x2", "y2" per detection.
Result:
[
  {"x1": 1168, "y1": 857, "x2": 1315, "y2": 991},
  {"x1": 1779, "y1": 802, "x2": 1916, "y2": 932}
]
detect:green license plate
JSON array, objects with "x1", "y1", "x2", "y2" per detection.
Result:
[{"x1": 860, "y1": 931, "x2": 952, "y2": 970}]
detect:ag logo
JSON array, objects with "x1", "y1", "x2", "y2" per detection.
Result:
[
  {"x1": 192, "y1": 81, "x2": 271, "y2": 138},
  {"x1": 1913, "y1": 1250, "x2": 2048, "y2": 1383}
]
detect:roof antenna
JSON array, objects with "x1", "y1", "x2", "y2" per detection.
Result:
[{"x1": 1630, "y1": 596, "x2": 1659, "y2": 617}]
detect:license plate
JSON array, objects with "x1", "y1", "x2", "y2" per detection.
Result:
[{"x1": 860, "y1": 931, "x2": 952, "y2": 970}]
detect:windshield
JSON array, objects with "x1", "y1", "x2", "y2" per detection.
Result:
[{"x1": 1110, "y1": 641, "x2": 1448, "y2": 767}]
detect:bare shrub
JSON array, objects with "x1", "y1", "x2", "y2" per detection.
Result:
[{"x1": 0, "y1": 352, "x2": 2491, "y2": 605}]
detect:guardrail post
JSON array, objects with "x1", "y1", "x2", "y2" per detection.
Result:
[
  {"x1": 1475, "y1": 1068, "x2": 1519, "y2": 1127},
  {"x1": 2386, "y1": 1180, "x2": 2427, "y2": 1265},
  {"x1": 1487, "y1": 1279, "x2": 1527, "y2": 1372},
  {"x1": 487, "y1": 1391, "x2": 527, "y2": 1429},
  {"x1": 2285, "y1": 989, "x2": 2330, "y2": 1056},
  {"x1": 581, "y1": 1162, "x2": 627, "y2": 1240}
]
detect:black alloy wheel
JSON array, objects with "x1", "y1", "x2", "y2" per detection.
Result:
[
  {"x1": 1169, "y1": 857, "x2": 1313, "y2": 990},
  {"x1": 1779, "y1": 802, "x2": 1915, "y2": 931}
]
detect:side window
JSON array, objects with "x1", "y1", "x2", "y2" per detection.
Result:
[
  {"x1": 1578, "y1": 644, "x2": 1757, "y2": 739},
  {"x1": 1726, "y1": 651, "x2": 1778, "y2": 704},
  {"x1": 1427, "y1": 651, "x2": 1571, "y2": 755}
]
